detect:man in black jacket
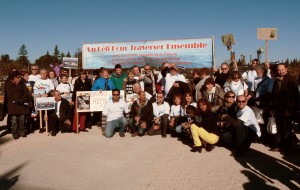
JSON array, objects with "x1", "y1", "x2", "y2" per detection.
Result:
[
  {"x1": 47, "y1": 90, "x2": 72, "y2": 136},
  {"x1": 129, "y1": 91, "x2": 153, "y2": 137}
]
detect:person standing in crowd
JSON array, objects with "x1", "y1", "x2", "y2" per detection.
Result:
[
  {"x1": 143, "y1": 64, "x2": 156, "y2": 95},
  {"x1": 48, "y1": 70, "x2": 59, "y2": 89},
  {"x1": 56, "y1": 75, "x2": 74, "y2": 97},
  {"x1": 5, "y1": 71, "x2": 31, "y2": 139},
  {"x1": 198, "y1": 78, "x2": 224, "y2": 113},
  {"x1": 110, "y1": 64, "x2": 127, "y2": 90},
  {"x1": 132, "y1": 65, "x2": 150, "y2": 91},
  {"x1": 214, "y1": 63, "x2": 231, "y2": 88},
  {"x1": 92, "y1": 68, "x2": 114, "y2": 92},
  {"x1": 46, "y1": 90, "x2": 72, "y2": 136},
  {"x1": 164, "y1": 66, "x2": 188, "y2": 104},
  {"x1": 269, "y1": 63, "x2": 299, "y2": 153},
  {"x1": 224, "y1": 71, "x2": 248, "y2": 97},
  {"x1": 72, "y1": 70, "x2": 93, "y2": 132},
  {"x1": 169, "y1": 94, "x2": 184, "y2": 134},
  {"x1": 122, "y1": 69, "x2": 138, "y2": 96},
  {"x1": 195, "y1": 67, "x2": 211, "y2": 101},
  {"x1": 242, "y1": 59, "x2": 260, "y2": 91},
  {"x1": 183, "y1": 98, "x2": 220, "y2": 153},
  {"x1": 129, "y1": 91, "x2": 153, "y2": 137},
  {"x1": 156, "y1": 62, "x2": 170, "y2": 92},
  {"x1": 28, "y1": 65, "x2": 40, "y2": 86},
  {"x1": 50, "y1": 62, "x2": 63, "y2": 78},
  {"x1": 21, "y1": 70, "x2": 35, "y2": 133},
  {"x1": 149, "y1": 91, "x2": 170, "y2": 138},
  {"x1": 34, "y1": 68, "x2": 55, "y2": 96},
  {"x1": 101, "y1": 89, "x2": 129, "y2": 138},
  {"x1": 222, "y1": 95, "x2": 261, "y2": 157}
]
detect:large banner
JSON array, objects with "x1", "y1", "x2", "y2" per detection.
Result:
[{"x1": 82, "y1": 37, "x2": 213, "y2": 69}]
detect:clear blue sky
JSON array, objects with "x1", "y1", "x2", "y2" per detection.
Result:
[{"x1": 1, "y1": 0, "x2": 299, "y2": 67}]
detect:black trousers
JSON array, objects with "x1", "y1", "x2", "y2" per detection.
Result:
[{"x1": 48, "y1": 113, "x2": 71, "y2": 134}]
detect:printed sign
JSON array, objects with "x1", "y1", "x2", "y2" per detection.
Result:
[
  {"x1": 63, "y1": 57, "x2": 78, "y2": 69},
  {"x1": 257, "y1": 28, "x2": 278, "y2": 40},
  {"x1": 36, "y1": 97, "x2": 55, "y2": 110},
  {"x1": 82, "y1": 37, "x2": 213, "y2": 69},
  {"x1": 76, "y1": 90, "x2": 125, "y2": 112}
]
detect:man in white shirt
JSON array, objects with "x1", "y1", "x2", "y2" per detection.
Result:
[
  {"x1": 222, "y1": 95, "x2": 261, "y2": 157},
  {"x1": 164, "y1": 66, "x2": 186, "y2": 97},
  {"x1": 242, "y1": 59, "x2": 259, "y2": 92},
  {"x1": 33, "y1": 69, "x2": 55, "y2": 96},
  {"x1": 101, "y1": 89, "x2": 129, "y2": 138},
  {"x1": 28, "y1": 65, "x2": 41, "y2": 86},
  {"x1": 149, "y1": 91, "x2": 170, "y2": 138}
]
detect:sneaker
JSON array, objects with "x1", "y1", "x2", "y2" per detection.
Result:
[
  {"x1": 205, "y1": 144, "x2": 215, "y2": 152},
  {"x1": 119, "y1": 133, "x2": 125, "y2": 137}
]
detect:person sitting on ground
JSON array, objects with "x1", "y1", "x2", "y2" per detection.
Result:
[
  {"x1": 169, "y1": 94, "x2": 184, "y2": 135},
  {"x1": 129, "y1": 91, "x2": 153, "y2": 137},
  {"x1": 221, "y1": 95, "x2": 261, "y2": 157},
  {"x1": 101, "y1": 89, "x2": 129, "y2": 138},
  {"x1": 175, "y1": 92, "x2": 197, "y2": 136},
  {"x1": 148, "y1": 91, "x2": 170, "y2": 138},
  {"x1": 183, "y1": 98, "x2": 220, "y2": 153},
  {"x1": 216, "y1": 91, "x2": 237, "y2": 145},
  {"x1": 46, "y1": 90, "x2": 72, "y2": 136}
]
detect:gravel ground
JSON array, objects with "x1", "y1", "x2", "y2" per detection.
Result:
[{"x1": 0, "y1": 118, "x2": 299, "y2": 190}]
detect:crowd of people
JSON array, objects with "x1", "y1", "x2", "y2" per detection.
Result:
[{"x1": 2, "y1": 60, "x2": 299, "y2": 157}]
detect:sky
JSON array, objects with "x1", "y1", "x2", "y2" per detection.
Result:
[{"x1": 0, "y1": 0, "x2": 299, "y2": 67}]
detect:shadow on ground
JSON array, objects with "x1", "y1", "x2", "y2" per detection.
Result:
[{"x1": 235, "y1": 147, "x2": 300, "y2": 190}]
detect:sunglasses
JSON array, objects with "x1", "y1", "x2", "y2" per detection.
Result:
[
  {"x1": 112, "y1": 94, "x2": 120, "y2": 96},
  {"x1": 221, "y1": 67, "x2": 228, "y2": 70},
  {"x1": 237, "y1": 100, "x2": 246, "y2": 103}
]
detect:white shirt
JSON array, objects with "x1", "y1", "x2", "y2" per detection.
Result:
[
  {"x1": 103, "y1": 99, "x2": 129, "y2": 122},
  {"x1": 152, "y1": 102, "x2": 170, "y2": 117},
  {"x1": 237, "y1": 106, "x2": 261, "y2": 137},
  {"x1": 56, "y1": 100, "x2": 62, "y2": 118},
  {"x1": 33, "y1": 78, "x2": 55, "y2": 93},
  {"x1": 242, "y1": 70, "x2": 257, "y2": 90},
  {"x1": 224, "y1": 80, "x2": 248, "y2": 96},
  {"x1": 56, "y1": 82, "x2": 74, "y2": 93},
  {"x1": 170, "y1": 105, "x2": 184, "y2": 117},
  {"x1": 164, "y1": 73, "x2": 186, "y2": 97},
  {"x1": 28, "y1": 74, "x2": 41, "y2": 83}
]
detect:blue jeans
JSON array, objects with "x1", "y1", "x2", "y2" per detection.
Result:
[{"x1": 105, "y1": 117, "x2": 127, "y2": 138}]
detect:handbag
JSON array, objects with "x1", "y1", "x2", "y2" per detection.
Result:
[
  {"x1": 252, "y1": 107, "x2": 264, "y2": 124},
  {"x1": 267, "y1": 116, "x2": 277, "y2": 134}
]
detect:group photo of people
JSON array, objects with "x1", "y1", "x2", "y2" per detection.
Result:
[{"x1": 1, "y1": 59, "x2": 299, "y2": 157}]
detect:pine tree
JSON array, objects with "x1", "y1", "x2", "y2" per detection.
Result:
[
  {"x1": 53, "y1": 45, "x2": 60, "y2": 58},
  {"x1": 17, "y1": 44, "x2": 30, "y2": 68},
  {"x1": 66, "y1": 51, "x2": 71, "y2": 57}
]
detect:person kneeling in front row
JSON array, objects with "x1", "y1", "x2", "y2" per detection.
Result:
[
  {"x1": 183, "y1": 99, "x2": 220, "y2": 153},
  {"x1": 101, "y1": 89, "x2": 129, "y2": 138}
]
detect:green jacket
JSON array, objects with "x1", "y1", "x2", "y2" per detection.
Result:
[{"x1": 110, "y1": 72, "x2": 127, "y2": 90}]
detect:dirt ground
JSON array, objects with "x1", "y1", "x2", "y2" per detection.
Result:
[{"x1": 0, "y1": 118, "x2": 299, "y2": 190}]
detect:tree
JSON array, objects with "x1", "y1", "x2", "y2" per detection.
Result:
[
  {"x1": 53, "y1": 45, "x2": 60, "y2": 59},
  {"x1": 60, "y1": 52, "x2": 65, "y2": 61},
  {"x1": 35, "y1": 51, "x2": 58, "y2": 69},
  {"x1": 17, "y1": 44, "x2": 30, "y2": 68},
  {"x1": 66, "y1": 51, "x2": 71, "y2": 57},
  {"x1": 1, "y1": 54, "x2": 12, "y2": 63}
]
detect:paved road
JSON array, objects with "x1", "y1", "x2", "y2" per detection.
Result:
[{"x1": 0, "y1": 119, "x2": 299, "y2": 190}]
